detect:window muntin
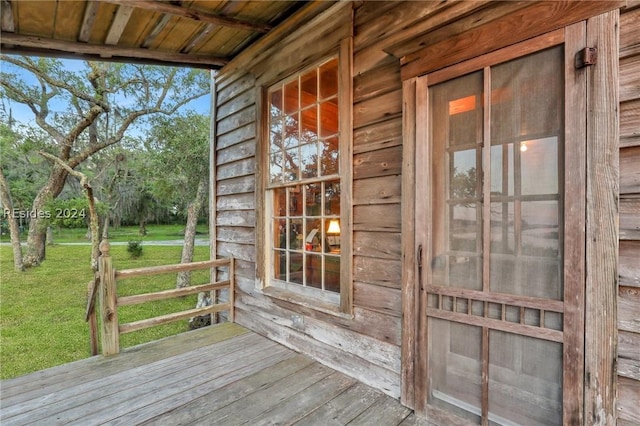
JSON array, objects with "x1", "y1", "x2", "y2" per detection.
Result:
[{"x1": 267, "y1": 58, "x2": 341, "y2": 297}]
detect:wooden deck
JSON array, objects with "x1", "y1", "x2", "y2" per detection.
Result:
[{"x1": 0, "y1": 323, "x2": 427, "y2": 425}]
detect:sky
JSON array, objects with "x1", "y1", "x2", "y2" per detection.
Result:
[{"x1": 0, "y1": 57, "x2": 212, "y2": 131}]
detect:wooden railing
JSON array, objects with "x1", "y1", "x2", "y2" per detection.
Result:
[{"x1": 85, "y1": 239, "x2": 234, "y2": 356}]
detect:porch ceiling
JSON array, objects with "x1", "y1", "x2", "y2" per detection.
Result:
[{"x1": 0, "y1": 0, "x2": 310, "y2": 69}]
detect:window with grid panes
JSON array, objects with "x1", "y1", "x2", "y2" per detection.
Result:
[{"x1": 267, "y1": 57, "x2": 341, "y2": 300}]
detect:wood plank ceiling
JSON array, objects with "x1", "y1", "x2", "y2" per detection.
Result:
[{"x1": 0, "y1": 0, "x2": 309, "y2": 69}]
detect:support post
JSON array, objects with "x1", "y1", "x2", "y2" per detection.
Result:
[{"x1": 98, "y1": 239, "x2": 119, "y2": 355}]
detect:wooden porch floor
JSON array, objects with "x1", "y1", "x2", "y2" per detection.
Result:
[{"x1": 0, "y1": 323, "x2": 428, "y2": 426}]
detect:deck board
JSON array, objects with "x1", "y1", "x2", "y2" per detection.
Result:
[{"x1": 1, "y1": 322, "x2": 422, "y2": 425}]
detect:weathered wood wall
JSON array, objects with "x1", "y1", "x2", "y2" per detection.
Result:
[
  {"x1": 617, "y1": 3, "x2": 640, "y2": 424},
  {"x1": 211, "y1": 1, "x2": 638, "y2": 417}
]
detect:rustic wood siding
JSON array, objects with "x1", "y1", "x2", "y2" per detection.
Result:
[
  {"x1": 214, "y1": 2, "x2": 403, "y2": 399},
  {"x1": 617, "y1": 4, "x2": 640, "y2": 424}
]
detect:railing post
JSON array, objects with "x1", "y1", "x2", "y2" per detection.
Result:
[
  {"x1": 98, "y1": 239, "x2": 119, "y2": 355},
  {"x1": 229, "y1": 257, "x2": 235, "y2": 323}
]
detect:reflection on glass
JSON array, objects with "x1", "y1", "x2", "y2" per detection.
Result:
[
  {"x1": 269, "y1": 150, "x2": 283, "y2": 184},
  {"x1": 319, "y1": 58, "x2": 338, "y2": 98},
  {"x1": 451, "y1": 149, "x2": 477, "y2": 199},
  {"x1": 490, "y1": 144, "x2": 514, "y2": 196},
  {"x1": 490, "y1": 202, "x2": 514, "y2": 253},
  {"x1": 320, "y1": 137, "x2": 339, "y2": 176},
  {"x1": 300, "y1": 70, "x2": 317, "y2": 108},
  {"x1": 301, "y1": 143, "x2": 318, "y2": 179},
  {"x1": 324, "y1": 255, "x2": 340, "y2": 293},
  {"x1": 300, "y1": 105, "x2": 318, "y2": 142},
  {"x1": 284, "y1": 79, "x2": 299, "y2": 114},
  {"x1": 284, "y1": 148, "x2": 299, "y2": 182},
  {"x1": 325, "y1": 180, "x2": 340, "y2": 216},
  {"x1": 521, "y1": 137, "x2": 558, "y2": 195},
  {"x1": 449, "y1": 256, "x2": 480, "y2": 290},
  {"x1": 283, "y1": 114, "x2": 299, "y2": 149},
  {"x1": 450, "y1": 203, "x2": 476, "y2": 251},
  {"x1": 320, "y1": 101, "x2": 338, "y2": 138},
  {"x1": 522, "y1": 201, "x2": 559, "y2": 257},
  {"x1": 270, "y1": 89, "x2": 283, "y2": 117}
]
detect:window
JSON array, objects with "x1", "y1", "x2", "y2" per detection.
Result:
[{"x1": 265, "y1": 57, "x2": 344, "y2": 304}]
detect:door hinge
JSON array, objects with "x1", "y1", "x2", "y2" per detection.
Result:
[{"x1": 575, "y1": 47, "x2": 597, "y2": 69}]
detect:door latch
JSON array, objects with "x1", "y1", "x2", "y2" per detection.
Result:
[{"x1": 575, "y1": 47, "x2": 597, "y2": 69}]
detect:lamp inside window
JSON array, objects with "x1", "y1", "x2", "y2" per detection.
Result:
[{"x1": 327, "y1": 219, "x2": 340, "y2": 252}]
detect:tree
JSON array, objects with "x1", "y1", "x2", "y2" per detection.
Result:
[
  {"x1": 146, "y1": 112, "x2": 209, "y2": 288},
  {"x1": 0, "y1": 56, "x2": 209, "y2": 267},
  {"x1": 0, "y1": 167, "x2": 24, "y2": 271}
]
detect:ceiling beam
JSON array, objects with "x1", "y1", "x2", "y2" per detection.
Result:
[
  {"x1": 105, "y1": 4, "x2": 134, "y2": 45},
  {"x1": 0, "y1": 32, "x2": 229, "y2": 68},
  {"x1": 101, "y1": 0, "x2": 273, "y2": 33},
  {"x1": 1, "y1": 0, "x2": 14, "y2": 32},
  {"x1": 79, "y1": 1, "x2": 99, "y2": 43}
]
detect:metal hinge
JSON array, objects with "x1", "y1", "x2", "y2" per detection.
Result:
[{"x1": 575, "y1": 47, "x2": 598, "y2": 69}]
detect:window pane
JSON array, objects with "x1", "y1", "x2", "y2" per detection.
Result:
[
  {"x1": 490, "y1": 144, "x2": 514, "y2": 196},
  {"x1": 325, "y1": 180, "x2": 340, "y2": 216},
  {"x1": 325, "y1": 254, "x2": 340, "y2": 292},
  {"x1": 274, "y1": 219, "x2": 286, "y2": 249},
  {"x1": 300, "y1": 105, "x2": 318, "y2": 143},
  {"x1": 305, "y1": 218, "x2": 322, "y2": 253},
  {"x1": 301, "y1": 143, "x2": 318, "y2": 179},
  {"x1": 306, "y1": 254, "x2": 322, "y2": 289},
  {"x1": 320, "y1": 100, "x2": 338, "y2": 137},
  {"x1": 490, "y1": 202, "x2": 514, "y2": 254},
  {"x1": 300, "y1": 69, "x2": 317, "y2": 108},
  {"x1": 450, "y1": 203, "x2": 477, "y2": 252},
  {"x1": 273, "y1": 187, "x2": 286, "y2": 217},
  {"x1": 273, "y1": 250, "x2": 286, "y2": 281},
  {"x1": 289, "y1": 252, "x2": 303, "y2": 285},
  {"x1": 284, "y1": 79, "x2": 299, "y2": 114},
  {"x1": 283, "y1": 113, "x2": 299, "y2": 149},
  {"x1": 320, "y1": 137, "x2": 339, "y2": 176},
  {"x1": 522, "y1": 201, "x2": 559, "y2": 258},
  {"x1": 521, "y1": 137, "x2": 558, "y2": 195},
  {"x1": 451, "y1": 149, "x2": 478, "y2": 199},
  {"x1": 284, "y1": 148, "x2": 299, "y2": 182},
  {"x1": 305, "y1": 183, "x2": 322, "y2": 216},
  {"x1": 290, "y1": 218, "x2": 303, "y2": 250},
  {"x1": 288, "y1": 186, "x2": 303, "y2": 216},
  {"x1": 270, "y1": 89, "x2": 283, "y2": 118},
  {"x1": 269, "y1": 150, "x2": 283, "y2": 184},
  {"x1": 319, "y1": 58, "x2": 338, "y2": 98}
]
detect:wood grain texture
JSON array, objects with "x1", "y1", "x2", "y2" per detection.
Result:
[
  {"x1": 619, "y1": 240, "x2": 640, "y2": 288},
  {"x1": 584, "y1": 11, "x2": 620, "y2": 425}
]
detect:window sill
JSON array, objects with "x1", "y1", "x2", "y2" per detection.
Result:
[{"x1": 261, "y1": 286, "x2": 354, "y2": 320}]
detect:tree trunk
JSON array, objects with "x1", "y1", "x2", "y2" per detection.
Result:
[
  {"x1": 0, "y1": 168, "x2": 24, "y2": 271},
  {"x1": 23, "y1": 166, "x2": 68, "y2": 267},
  {"x1": 176, "y1": 179, "x2": 207, "y2": 288}
]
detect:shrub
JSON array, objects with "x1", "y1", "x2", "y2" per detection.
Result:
[{"x1": 127, "y1": 240, "x2": 143, "y2": 258}]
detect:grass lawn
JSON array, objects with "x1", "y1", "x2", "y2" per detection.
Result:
[
  {"x1": 0, "y1": 243, "x2": 212, "y2": 380},
  {"x1": 0, "y1": 223, "x2": 209, "y2": 244}
]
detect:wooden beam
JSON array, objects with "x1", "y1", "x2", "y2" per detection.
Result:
[
  {"x1": 1, "y1": 0, "x2": 14, "y2": 32},
  {"x1": 400, "y1": 0, "x2": 626, "y2": 81},
  {"x1": 105, "y1": 4, "x2": 134, "y2": 46},
  {"x1": 79, "y1": 1, "x2": 99, "y2": 43},
  {"x1": 102, "y1": 0, "x2": 272, "y2": 33},
  {"x1": 142, "y1": 14, "x2": 171, "y2": 48},
  {"x1": 584, "y1": 9, "x2": 620, "y2": 425},
  {"x1": 0, "y1": 32, "x2": 228, "y2": 68}
]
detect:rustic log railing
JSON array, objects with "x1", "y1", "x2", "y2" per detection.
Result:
[{"x1": 85, "y1": 239, "x2": 234, "y2": 356}]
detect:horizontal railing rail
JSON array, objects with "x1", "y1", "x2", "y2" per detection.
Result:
[{"x1": 86, "y1": 239, "x2": 234, "y2": 356}]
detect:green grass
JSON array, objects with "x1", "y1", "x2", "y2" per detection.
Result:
[
  {"x1": 0, "y1": 243, "x2": 211, "y2": 380},
  {"x1": 0, "y1": 224, "x2": 209, "y2": 244}
]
